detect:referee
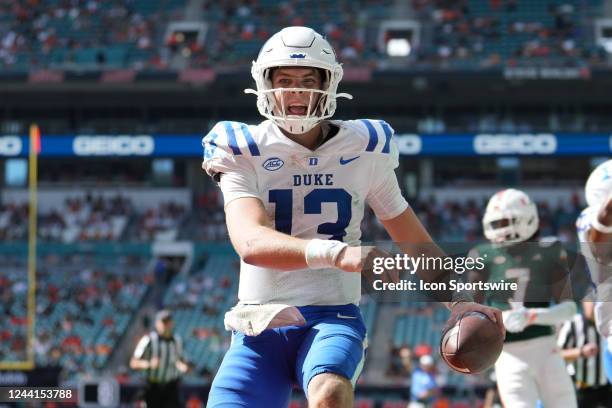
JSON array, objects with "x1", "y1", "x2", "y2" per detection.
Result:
[
  {"x1": 558, "y1": 301, "x2": 611, "y2": 408},
  {"x1": 130, "y1": 309, "x2": 191, "y2": 408}
]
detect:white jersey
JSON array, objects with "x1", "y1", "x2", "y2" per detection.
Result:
[
  {"x1": 577, "y1": 206, "x2": 612, "y2": 337},
  {"x1": 202, "y1": 119, "x2": 408, "y2": 306},
  {"x1": 577, "y1": 206, "x2": 596, "y2": 261},
  {"x1": 577, "y1": 206, "x2": 606, "y2": 283}
]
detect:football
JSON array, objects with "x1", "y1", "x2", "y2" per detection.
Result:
[{"x1": 439, "y1": 311, "x2": 504, "y2": 374}]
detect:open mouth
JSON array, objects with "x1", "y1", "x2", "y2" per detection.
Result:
[{"x1": 287, "y1": 104, "x2": 308, "y2": 115}]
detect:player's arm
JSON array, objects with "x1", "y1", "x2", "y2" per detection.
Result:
[
  {"x1": 208, "y1": 151, "x2": 313, "y2": 270},
  {"x1": 225, "y1": 194, "x2": 392, "y2": 276},
  {"x1": 202, "y1": 123, "x2": 307, "y2": 270},
  {"x1": 359, "y1": 153, "x2": 502, "y2": 328},
  {"x1": 341, "y1": 204, "x2": 461, "y2": 290},
  {"x1": 521, "y1": 244, "x2": 577, "y2": 327},
  {"x1": 225, "y1": 196, "x2": 309, "y2": 270},
  {"x1": 379, "y1": 207, "x2": 503, "y2": 332},
  {"x1": 379, "y1": 206, "x2": 467, "y2": 298},
  {"x1": 525, "y1": 303, "x2": 577, "y2": 327},
  {"x1": 535, "y1": 251, "x2": 577, "y2": 325},
  {"x1": 226, "y1": 196, "x2": 373, "y2": 272},
  {"x1": 357, "y1": 153, "x2": 455, "y2": 290}
]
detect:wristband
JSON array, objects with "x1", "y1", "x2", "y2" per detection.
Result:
[
  {"x1": 305, "y1": 239, "x2": 348, "y2": 269},
  {"x1": 592, "y1": 217, "x2": 612, "y2": 234}
]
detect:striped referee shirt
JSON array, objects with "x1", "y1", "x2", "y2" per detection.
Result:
[
  {"x1": 133, "y1": 331, "x2": 184, "y2": 383},
  {"x1": 558, "y1": 314, "x2": 608, "y2": 388}
]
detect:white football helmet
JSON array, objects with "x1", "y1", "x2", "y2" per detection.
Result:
[
  {"x1": 244, "y1": 26, "x2": 352, "y2": 134},
  {"x1": 585, "y1": 159, "x2": 612, "y2": 208},
  {"x1": 482, "y1": 189, "x2": 539, "y2": 244}
]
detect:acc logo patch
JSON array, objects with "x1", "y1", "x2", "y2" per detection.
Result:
[{"x1": 263, "y1": 157, "x2": 284, "y2": 171}]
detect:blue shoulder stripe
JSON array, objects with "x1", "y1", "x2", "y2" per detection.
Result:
[
  {"x1": 239, "y1": 123, "x2": 260, "y2": 156},
  {"x1": 379, "y1": 120, "x2": 392, "y2": 154},
  {"x1": 361, "y1": 119, "x2": 378, "y2": 152},
  {"x1": 202, "y1": 132, "x2": 218, "y2": 160},
  {"x1": 222, "y1": 121, "x2": 242, "y2": 155}
]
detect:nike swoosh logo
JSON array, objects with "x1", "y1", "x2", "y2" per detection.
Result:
[
  {"x1": 339, "y1": 156, "x2": 360, "y2": 165},
  {"x1": 337, "y1": 313, "x2": 358, "y2": 319}
]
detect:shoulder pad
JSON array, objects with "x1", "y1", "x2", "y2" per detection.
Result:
[
  {"x1": 202, "y1": 121, "x2": 260, "y2": 160},
  {"x1": 576, "y1": 206, "x2": 595, "y2": 235},
  {"x1": 202, "y1": 121, "x2": 259, "y2": 177},
  {"x1": 341, "y1": 119, "x2": 396, "y2": 154}
]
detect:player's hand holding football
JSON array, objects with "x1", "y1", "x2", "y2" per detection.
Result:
[{"x1": 446, "y1": 301, "x2": 505, "y2": 338}]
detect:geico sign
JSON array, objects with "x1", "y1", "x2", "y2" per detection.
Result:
[
  {"x1": 395, "y1": 135, "x2": 422, "y2": 155},
  {"x1": 474, "y1": 134, "x2": 557, "y2": 154},
  {"x1": 0, "y1": 136, "x2": 22, "y2": 156},
  {"x1": 73, "y1": 136, "x2": 154, "y2": 156}
]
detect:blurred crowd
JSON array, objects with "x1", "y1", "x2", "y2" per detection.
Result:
[
  {"x1": 0, "y1": 0, "x2": 184, "y2": 70},
  {"x1": 192, "y1": 190, "x2": 228, "y2": 241},
  {"x1": 183, "y1": 0, "x2": 390, "y2": 68},
  {"x1": 1, "y1": 0, "x2": 605, "y2": 72},
  {"x1": 0, "y1": 193, "x2": 189, "y2": 243},
  {"x1": 138, "y1": 201, "x2": 187, "y2": 241},
  {"x1": 0, "y1": 193, "x2": 132, "y2": 242},
  {"x1": 0, "y1": 254, "x2": 150, "y2": 381},
  {"x1": 411, "y1": 0, "x2": 605, "y2": 68}
]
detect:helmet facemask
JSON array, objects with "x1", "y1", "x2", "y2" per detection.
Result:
[
  {"x1": 483, "y1": 214, "x2": 537, "y2": 245},
  {"x1": 246, "y1": 64, "x2": 351, "y2": 134},
  {"x1": 482, "y1": 189, "x2": 539, "y2": 245}
]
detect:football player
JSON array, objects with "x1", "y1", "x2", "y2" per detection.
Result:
[
  {"x1": 577, "y1": 159, "x2": 612, "y2": 382},
  {"x1": 203, "y1": 26, "x2": 502, "y2": 408},
  {"x1": 468, "y1": 189, "x2": 578, "y2": 408}
]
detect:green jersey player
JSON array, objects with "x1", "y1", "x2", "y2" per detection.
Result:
[{"x1": 468, "y1": 188, "x2": 577, "y2": 408}]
